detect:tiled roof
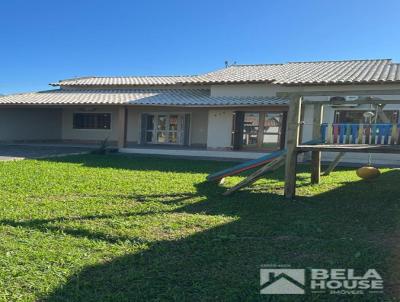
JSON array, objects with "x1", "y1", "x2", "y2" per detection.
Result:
[
  {"x1": 51, "y1": 76, "x2": 194, "y2": 86},
  {"x1": 180, "y1": 64, "x2": 285, "y2": 84},
  {"x1": 0, "y1": 89, "x2": 288, "y2": 106},
  {"x1": 277, "y1": 60, "x2": 400, "y2": 85},
  {"x1": 51, "y1": 59, "x2": 400, "y2": 87},
  {"x1": 181, "y1": 59, "x2": 400, "y2": 85}
]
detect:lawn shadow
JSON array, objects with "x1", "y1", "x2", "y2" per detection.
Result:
[
  {"x1": 39, "y1": 153, "x2": 356, "y2": 177},
  {"x1": 31, "y1": 167, "x2": 400, "y2": 301},
  {"x1": 39, "y1": 153, "x2": 241, "y2": 175}
]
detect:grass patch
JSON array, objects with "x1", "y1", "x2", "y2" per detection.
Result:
[{"x1": 0, "y1": 154, "x2": 399, "y2": 301}]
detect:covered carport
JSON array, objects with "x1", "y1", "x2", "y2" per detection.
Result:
[{"x1": 0, "y1": 106, "x2": 62, "y2": 142}]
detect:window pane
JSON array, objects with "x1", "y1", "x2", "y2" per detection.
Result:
[
  {"x1": 157, "y1": 115, "x2": 167, "y2": 130},
  {"x1": 169, "y1": 115, "x2": 178, "y2": 131},
  {"x1": 243, "y1": 113, "x2": 259, "y2": 147},
  {"x1": 263, "y1": 112, "x2": 283, "y2": 149},
  {"x1": 97, "y1": 113, "x2": 111, "y2": 129},
  {"x1": 146, "y1": 131, "x2": 153, "y2": 142},
  {"x1": 146, "y1": 115, "x2": 154, "y2": 130},
  {"x1": 157, "y1": 131, "x2": 167, "y2": 143},
  {"x1": 169, "y1": 132, "x2": 177, "y2": 143},
  {"x1": 73, "y1": 113, "x2": 111, "y2": 129}
]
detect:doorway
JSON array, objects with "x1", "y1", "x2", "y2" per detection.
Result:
[
  {"x1": 233, "y1": 111, "x2": 287, "y2": 151},
  {"x1": 142, "y1": 113, "x2": 186, "y2": 145}
]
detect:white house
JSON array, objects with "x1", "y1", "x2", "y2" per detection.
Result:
[{"x1": 1, "y1": 59, "x2": 400, "y2": 164}]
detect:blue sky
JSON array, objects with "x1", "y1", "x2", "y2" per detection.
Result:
[{"x1": 1, "y1": 0, "x2": 399, "y2": 94}]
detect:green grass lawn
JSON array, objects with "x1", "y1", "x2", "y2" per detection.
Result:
[{"x1": 0, "y1": 154, "x2": 399, "y2": 301}]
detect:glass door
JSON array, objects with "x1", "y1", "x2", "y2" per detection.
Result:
[
  {"x1": 156, "y1": 115, "x2": 167, "y2": 143},
  {"x1": 242, "y1": 113, "x2": 260, "y2": 148},
  {"x1": 145, "y1": 113, "x2": 185, "y2": 145},
  {"x1": 240, "y1": 111, "x2": 285, "y2": 150},
  {"x1": 168, "y1": 114, "x2": 179, "y2": 144},
  {"x1": 262, "y1": 112, "x2": 284, "y2": 150}
]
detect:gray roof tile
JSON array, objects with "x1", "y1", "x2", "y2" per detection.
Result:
[
  {"x1": 51, "y1": 76, "x2": 194, "y2": 86},
  {"x1": 0, "y1": 89, "x2": 288, "y2": 106},
  {"x1": 51, "y1": 59, "x2": 400, "y2": 87},
  {"x1": 181, "y1": 59, "x2": 400, "y2": 85}
]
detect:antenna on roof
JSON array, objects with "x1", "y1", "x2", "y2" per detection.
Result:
[{"x1": 224, "y1": 60, "x2": 237, "y2": 68}]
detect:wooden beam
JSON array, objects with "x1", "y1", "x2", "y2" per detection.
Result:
[
  {"x1": 117, "y1": 106, "x2": 127, "y2": 149},
  {"x1": 303, "y1": 99, "x2": 400, "y2": 105},
  {"x1": 311, "y1": 151, "x2": 321, "y2": 184},
  {"x1": 310, "y1": 103, "x2": 323, "y2": 184},
  {"x1": 297, "y1": 144, "x2": 400, "y2": 154},
  {"x1": 284, "y1": 95, "x2": 302, "y2": 199}
]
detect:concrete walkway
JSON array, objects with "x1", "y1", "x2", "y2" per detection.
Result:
[{"x1": 120, "y1": 147, "x2": 267, "y2": 160}]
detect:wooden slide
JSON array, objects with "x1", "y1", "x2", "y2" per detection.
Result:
[
  {"x1": 207, "y1": 140, "x2": 320, "y2": 183},
  {"x1": 207, "y1": 139, "x2": 321, "y2": 195},
  {"x1": 206, "y1": 149, "x2": 286, "y2": 182}
]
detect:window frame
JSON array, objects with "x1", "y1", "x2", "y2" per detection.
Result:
[
  {"x1": 142, "y1": 112, "x2": 189, "y2": 145},
  {"x1": 72, "y1": 112, "x2": 112, "y2": 130},
  {"x1": 236, "y1": 110, "x2": 287, "y2": 151}
]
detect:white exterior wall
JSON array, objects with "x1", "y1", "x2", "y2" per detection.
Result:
[
  {"x1": 191, "y1": 109, "x2": 208, "y2": 146},
  {"x1": 211, "y1": 83, "x2": 285, "y2": 97},
  {"x1": 206, "y1": 109, "x2": 233, "y2": 149},
  {"x1": 127, "y1": 109, "x2": 140, "y2": 143},
  {"x1": 212, "y1": 83, "x2": 400, "y2": 98}
]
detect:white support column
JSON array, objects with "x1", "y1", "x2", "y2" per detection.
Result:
[{"x1": 117, "y1": 106, "x2": 127, "y2": 149}]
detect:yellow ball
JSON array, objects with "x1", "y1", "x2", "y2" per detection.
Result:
[{"x1": 356, "y1": 166, "x2": 381, "y2": 180}]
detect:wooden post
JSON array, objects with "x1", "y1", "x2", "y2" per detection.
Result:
[
  {"x1": 284, "y1": 94, "x2": 302, "y2": 199},
  {"x1": 311, "y1": 103, "x2": 323, "y2": 184},
  {"x1": 117, "y1": 106, "x2": 128, "y2": 149}
]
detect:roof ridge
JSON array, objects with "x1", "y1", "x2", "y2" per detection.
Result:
[
  {"x1": 60, "y1": 75, "x2": 195, "y2": 80},
  {"x1": 57, "y1": 76, "x2": 96, "y2": 82},
  {"x1": 286, "y1": 58, "x2": 392, "y2": 64},
  {"x1": 77, "y1": 75, "x2": 194, "y2": 78},
  {"x1": 231, "y1": 63, "x2": 284, "y2": 67}
]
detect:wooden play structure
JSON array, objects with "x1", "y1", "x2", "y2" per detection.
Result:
[
  {"x1": 208, "y1": 89, "x2": 400, "y2": 198},
  {"x1": 284, "y1": 89, "x2": 400, "y2": 198}
]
